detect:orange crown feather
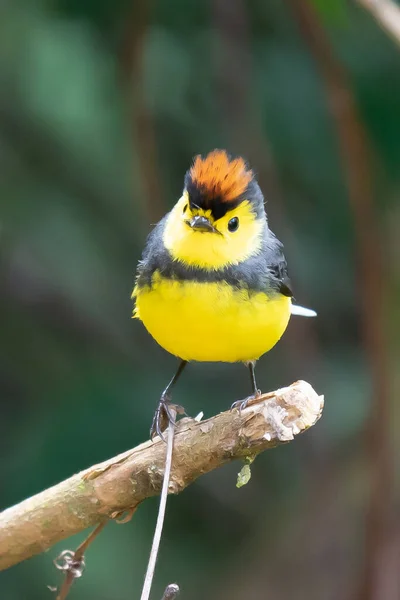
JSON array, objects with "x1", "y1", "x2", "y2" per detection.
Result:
[{"x1": 188, "y1": 150, "x2": 253, "y2": 204}]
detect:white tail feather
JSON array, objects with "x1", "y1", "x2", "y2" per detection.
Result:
[{"x1": 291, "y1": 304, "x2": 317, "y2": 317}]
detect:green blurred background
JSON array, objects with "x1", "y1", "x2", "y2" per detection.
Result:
[{"x1": 1, "y1": 0, "x2": 398, "y2": 598}]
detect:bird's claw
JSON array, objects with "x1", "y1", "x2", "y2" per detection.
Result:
[
  {"x1": 150, "y1": 396, "x2": 185, "y2": 442},
  {"x1": 230, "y1": 389, "x2": 262, "y2": 415}
]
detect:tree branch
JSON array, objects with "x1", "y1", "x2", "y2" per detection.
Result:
[
  {"x1": 0, "y1": 380, "x2": 323, "y2": 571},
  {"x1": 286, "y1": 3, "x2": 391, "y2": 598}
]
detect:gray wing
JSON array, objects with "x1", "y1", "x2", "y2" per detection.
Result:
[
  {"x1": 265, "y1": 231, "x2": 293, "y2": 298},
  {"x1": 136, "y1": 216, "x2": 169, "y2": 287}
]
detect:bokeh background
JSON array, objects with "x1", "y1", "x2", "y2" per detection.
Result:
[{"x1": 1, "y1": 0, "x2": 399, "y2": 599}]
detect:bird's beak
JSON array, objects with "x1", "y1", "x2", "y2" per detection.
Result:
[{"x1": 188, "y1": 215, "x2": 218, "y2": 233}]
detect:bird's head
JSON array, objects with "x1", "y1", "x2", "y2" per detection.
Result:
[{"x1": 163, "y1": 150, "x2": 266, "y2": 269}]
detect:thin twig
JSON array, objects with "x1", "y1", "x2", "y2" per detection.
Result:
[
  {"x1": 286, "y1": 3, "x2": 391, "y2": 599},
  {"x1": 120, "y1": 0, "x2": 165, "y2": 222},
  {"x1": 355, "y1": 0, "x2": 400, "y2": 48},
  {"x1": 54, "y1": 521, "x2": 107, "y2": 600},
  {"x1": 140, "y1": 407, "x2": 177, "y2": 600}
]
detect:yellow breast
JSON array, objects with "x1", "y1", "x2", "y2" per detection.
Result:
[{"x1": 134, "y1": 274, "x2": 291, "y2": 363}]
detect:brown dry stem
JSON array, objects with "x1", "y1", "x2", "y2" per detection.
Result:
[{"x1": 0, "y1": 380, "x2": 323, "y2": 571}]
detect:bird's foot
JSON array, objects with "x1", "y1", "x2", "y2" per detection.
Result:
[
  {"x1": 150, "y1": 395, "x2": 185, "y2": 442},
  {"x1": 230, "y1": 389, "x2": 262, "y2": 415}
]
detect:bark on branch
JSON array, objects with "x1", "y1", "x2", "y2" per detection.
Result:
[{"x1": 0, "y1": 380, "x2": 323, "y2": 571}]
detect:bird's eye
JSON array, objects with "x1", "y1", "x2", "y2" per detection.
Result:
[
  {"x1": 183, "y1": 204, "x2": 188, "y2": 214},
  {"x1": 228, "y1": 217, "x2": 239, "y2": 232}
]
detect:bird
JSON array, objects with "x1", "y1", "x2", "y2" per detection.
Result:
[{"x1": 132, "y1": 149, "x2": 316, "y2": 440}]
